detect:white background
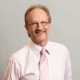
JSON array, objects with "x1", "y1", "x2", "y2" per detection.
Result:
[{"x1": 0, "y1": 0, "x2": 80, "y2": 80}]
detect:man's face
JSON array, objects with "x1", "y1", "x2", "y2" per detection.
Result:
[{"x1": 26, "y1": 8, "x2": 51, "y2": 44}]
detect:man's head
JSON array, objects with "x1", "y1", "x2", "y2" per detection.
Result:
[{"x1": 24, "y1": 4, "x2": 51, "y2": 46}]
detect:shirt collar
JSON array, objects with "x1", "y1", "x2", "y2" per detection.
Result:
[{"x1": 30, "y1": 40, "x2": 51, "y2": 56}]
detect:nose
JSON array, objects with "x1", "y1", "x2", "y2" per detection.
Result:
[{"x1": 36, "y1": 23, "x2": 43, "y2": 29}]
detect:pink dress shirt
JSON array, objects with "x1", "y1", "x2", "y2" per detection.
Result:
[{"x1": 4, "y1": 41, "x2": 72, "y2": 80}]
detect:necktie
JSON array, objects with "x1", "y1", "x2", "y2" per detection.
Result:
[{"x1": 39, "y1": 48, "x2": 49, "y2": 80}]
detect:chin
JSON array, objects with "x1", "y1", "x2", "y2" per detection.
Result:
[{"x1": 37, "y1": 38, "x2": 45, "y2": 42}]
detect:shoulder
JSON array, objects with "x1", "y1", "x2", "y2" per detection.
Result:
[
  {"x1": 48, "y1": 41, "x2": 69, "y2": 53},
  {"x1": 49, "y1": 41, "x2": 66, "y2": 47},
  {"x1": 48, "y1": 41, "x2": 70, "y2": 61},
  {"x1": 9, "y1": 45, "x2": 30, "y2": 62}
]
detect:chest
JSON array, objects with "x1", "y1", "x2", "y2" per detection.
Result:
[{"x1": 20, "y1": 51, "x2": 66, "y2": 80}]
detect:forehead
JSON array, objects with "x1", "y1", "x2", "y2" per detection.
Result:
[{"x1": 28, "y1": 8, "x2": 48, "y2": 21}]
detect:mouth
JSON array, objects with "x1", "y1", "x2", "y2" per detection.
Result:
[{"x1": 35, "y1": 30, "x2": 46, "y2": 34}]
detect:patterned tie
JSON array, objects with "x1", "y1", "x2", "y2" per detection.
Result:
[{"x1": 39, "y1": 48, "x2": 49, "y2": 80}]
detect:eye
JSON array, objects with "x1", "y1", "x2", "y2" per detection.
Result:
[
  {"x1": 32, "y1": 22, "x2": 36, "y2": 25},
  {"x1": 41, "y1": 21, "x2": 48, "y2": 26},
  {"x1": 28, "y1": 22, "x2": 37, "y2": 27}
]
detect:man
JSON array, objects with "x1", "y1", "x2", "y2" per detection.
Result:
[{"x1": 5, "y1": 4, "x2": 72, "y2": 80}]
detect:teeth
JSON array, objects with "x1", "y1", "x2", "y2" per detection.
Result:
[
  {"x1": 35, "y1": 30, "x2": 45, "y2": 33},
  {"x1": 36, "y1": 31, "x2": 44, "y2": 33}
]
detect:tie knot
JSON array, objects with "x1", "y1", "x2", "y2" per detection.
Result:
[
  {"x1": 40, "y1": 48, "x2": 45, "y2": 56},
  {"x1": 40, "y1": 48, "x2": 49, "y2": 58}
]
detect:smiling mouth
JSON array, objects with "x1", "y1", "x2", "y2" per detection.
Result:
[{"x1": 35, "y1": 30, "x2": 45, "y2": 34}]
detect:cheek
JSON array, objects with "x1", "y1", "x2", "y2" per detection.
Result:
[
  {"x1": 28, "y1": 28, "x2": 35, "y2": 35},
  {"x1": 45, "y1": 26, "x2": 50, "y2": 33}
]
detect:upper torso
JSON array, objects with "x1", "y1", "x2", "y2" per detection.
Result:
[{"x1": 5, "y1": 41, "x2": 72, "y2": 80}]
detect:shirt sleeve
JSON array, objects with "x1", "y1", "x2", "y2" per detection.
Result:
[
  {"x1": 4, "y1": 59, "x2": 20, "y2": 80},
  {"x1": 64, "y1": 50, "x2": 72, "y2": 80}
]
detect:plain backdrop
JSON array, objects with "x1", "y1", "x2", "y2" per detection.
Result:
[{"x1": 0, "y1": 0, "x2": 80, "y2": 80}]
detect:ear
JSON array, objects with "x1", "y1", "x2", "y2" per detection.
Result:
[
  {"x1": 24, "y1": 24, "x2": 30, "y2": 37},
  {"x1": 48, "y1": 23, "x2": 51, "y2": 28},
  {"x1": 24, "y1": 24, "x2": 28, "y2": 31}
]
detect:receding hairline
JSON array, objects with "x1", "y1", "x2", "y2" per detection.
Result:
[{"x1": 25, "y1": 4, "x2": 51, "y2": 24}]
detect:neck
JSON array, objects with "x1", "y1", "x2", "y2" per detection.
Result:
[{"x1": 32, "y1": 39, "x2": 48, "y2": 47}]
